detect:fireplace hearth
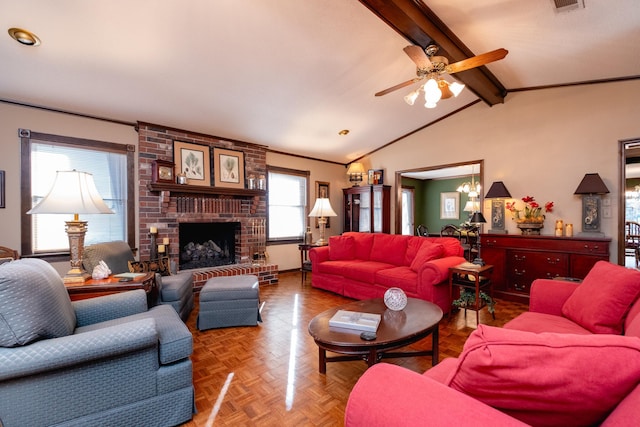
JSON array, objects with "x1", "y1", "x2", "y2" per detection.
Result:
[{"x1": 179, "y1": 222, "x2": 239, "y2": 270}]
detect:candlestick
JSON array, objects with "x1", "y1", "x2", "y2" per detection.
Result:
[
  {"x1": 162, "y1": 237, "x2": 169, "y2": 245},
  {"x1": 158, "y1": 244, "x2": 165, "y2": 253}
]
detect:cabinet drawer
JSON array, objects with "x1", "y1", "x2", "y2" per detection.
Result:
[{"x1": 507, "y1": 251, "x2": 569, "y2": 294}]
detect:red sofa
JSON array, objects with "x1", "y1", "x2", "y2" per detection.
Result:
[
  {"x1": 345, "y1": 261, "x2": 640, "y2": 426},
  {"x1": 309, "y1": 232, "x2": 466, "y2": 313}
]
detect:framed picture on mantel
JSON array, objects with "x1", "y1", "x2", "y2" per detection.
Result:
[
  {"x1": 213, "y1": 147, "x2": 245, "y2": 189},
  {"x1": 173, "y1": 141, "x2": 211, "y2": 187}
]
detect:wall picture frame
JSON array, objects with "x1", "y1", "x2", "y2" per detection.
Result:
[
  {"x1": 173, "y1": 141, "x2": 211, "y2": 187},
  {"x1": 315, "y1": 181, "x2": 330, "y2": 228},
  {"x1": 440, "y1": 192, "x2": 460, "y2": 219},
  {"x1": 213, "y1": 147, "x2": 245, "y2": 189},
  {"x1": 368, "y1": 169, "x2": 384, "y2": 185},
  {"x1": 489, "y1": 199, "x2": 507, "y2": 233}
]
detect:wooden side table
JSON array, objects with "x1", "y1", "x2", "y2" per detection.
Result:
[
  {"x1": 298, "y1": 243, "x2": 324, "y2": 285},
  {"x1": 448, "y1": 264, "x2": 494, "y2": 324},
  {"x1": 65, "y1": 272, "x2": 157, "y2": 307}
]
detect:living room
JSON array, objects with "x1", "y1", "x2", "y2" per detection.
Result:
[{"x1": 1, "y1": 1, "x2": 640, "y2": 426}]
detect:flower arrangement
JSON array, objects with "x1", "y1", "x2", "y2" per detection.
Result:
[{"x1": 506, "y1": 196, "x2": 554, "y2": 224}]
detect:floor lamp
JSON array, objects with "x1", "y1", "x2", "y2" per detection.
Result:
[
  {"x1": 27, "y1": 170, "x2": 114, "y2": 283},
  {"x1": 308, "y1": 198, "x2": 337, "y2": 245}
]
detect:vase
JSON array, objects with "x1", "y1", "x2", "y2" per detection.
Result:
[
  {"x1": 517, "y1": 222, "x2": 544, "y2": 235},
  {"x1": 384, "y1": 287, "x2": 408, "y2": 311}
]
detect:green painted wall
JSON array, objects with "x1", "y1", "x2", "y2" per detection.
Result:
[{"x1": 402, "y1": 176, "x2": 476, "y2": 235}]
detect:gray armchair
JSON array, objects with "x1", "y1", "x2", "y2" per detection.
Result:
[
  {"x1": 0, "y1": 258, "x2": 194, "y2": 427},
  {"x1": 83, "y1": 241, "x2": 195, "y2": 321}
]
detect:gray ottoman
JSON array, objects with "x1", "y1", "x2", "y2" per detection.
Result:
[{"x1": 197, "y1": 275, "x2": 262, "y2": 330}]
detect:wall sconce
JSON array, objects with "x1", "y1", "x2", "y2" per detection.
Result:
[
  {"x1": 574, "y1": 173, "x2": 609, "y2": 236},
  {"x1": 485, "y1": 181, "x2": 512, "y2": 234},
  {"x1": 346, "y1": 162, "x2": 365, "y2": 186}
]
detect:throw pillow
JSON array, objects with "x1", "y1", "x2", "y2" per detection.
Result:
[
  {"x1": 0, "y1": 258, "x2": 76, "y2": 347},
  {"x1": 410, "y1": 242, "x2": 444, "y2": 272},
  {"x1": 446, "y1": 324, "x2": 640, "y2": 427},
  {"x1": 128, "y1": 257, "x2": 171, "y2": 276},
  {"x1": 562, "y1": 260, "x2": 640, "y2": 334},
  {"x1": 437, "y1": 237, "x2": 464, "y2": 257},
  {"x1": 328, "y1": 236, "x2": 355, "y2": 260},
  {"x1": 370, "y1": 234, "x2": 407, "y2": 266}
]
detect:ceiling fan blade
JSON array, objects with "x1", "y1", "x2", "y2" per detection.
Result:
[
  {"x1": 445, "y1": 48, "x2": 508, "y2": 74},
  {"x1": 375, "y1": 78, "x2": 422, "y2": 97},
  {"x1": 403, "y1": 45, "x2": 431, "y2": 70}
]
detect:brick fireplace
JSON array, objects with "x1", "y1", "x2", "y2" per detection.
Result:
[{"x1": 136, "y1": 122, "x2": 276, "y2": 286}]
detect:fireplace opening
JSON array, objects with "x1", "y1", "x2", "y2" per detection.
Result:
[{"x1": 179, "y1": 222, "x2": 239, "y2": 270}]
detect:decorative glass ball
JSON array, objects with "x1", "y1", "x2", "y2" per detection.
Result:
[{"x1": 384, "y1": 287, "x2": 408, "y2": 311}]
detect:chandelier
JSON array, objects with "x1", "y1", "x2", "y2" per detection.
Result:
[
  {"x1": 403, "y1": 75, "x2": 465, "y2": 109},
  {"x1": 457, "y1": 166, "x2": 481, "y2": 199}
]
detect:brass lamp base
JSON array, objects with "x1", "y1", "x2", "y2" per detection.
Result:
[{"x1": 63, "y1": 268, "x2": 91, "y2": 284}]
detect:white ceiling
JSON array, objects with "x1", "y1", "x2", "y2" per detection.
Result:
[{"x1": 1, "y1": 1, "x2": 638, "y2": 164}]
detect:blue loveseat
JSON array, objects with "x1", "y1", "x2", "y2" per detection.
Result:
[{"x1": 0, "y1": 258, "x2": 194, "y2": 427}]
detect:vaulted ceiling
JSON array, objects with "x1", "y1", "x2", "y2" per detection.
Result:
[{"x1": 1, "y1": 1, "x2": 638, "y2": 164}]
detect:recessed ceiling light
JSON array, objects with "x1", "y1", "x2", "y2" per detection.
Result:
[
  {"x1": 338, "y1": 129, "x2": 350, "y2": 136},
  {"x1": 8, "y1": 28, "x2": 41, "y2": 46}
]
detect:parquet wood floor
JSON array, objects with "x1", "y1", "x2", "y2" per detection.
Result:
[{"x1": 181, "y1": 271, "x2": 528, "y2": 427}]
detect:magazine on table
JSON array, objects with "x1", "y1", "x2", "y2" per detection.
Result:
[{"x1": 329, "y1": 310, "x2": 381, "y2": 332}]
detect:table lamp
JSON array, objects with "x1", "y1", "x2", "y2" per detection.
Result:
[
  {"x1": 574, "y1": 173, "x2": 609, "y2": 236},
  {"x1": 485, "y1": 181, "x2": 512, "y2": 234},
  {"x1": 308, "y1": 198, "x2": 337, "y2": 245},
  {"x1": 470, "y1": 211, "x2": 487, "y2": 266},
  {"x1": 27, "y1": 170, "x2": 114, "y2": 283},
  {"x1": 346, "y1": 162, "x2": 366, "y2": 186}
]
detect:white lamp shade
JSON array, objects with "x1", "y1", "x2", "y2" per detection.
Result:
[
  {"x1": 309, "y1": 198, "x2": 337, "y2": 217},
  {"x1": 346, "y1": 162, "x2": 366, "y2": 175},
  {"x1": 27, "y1": 170, "x2": 114, "y2": 215},
  {"x1": 463, "y1": 200, "x2": 480, "y2": 212}
]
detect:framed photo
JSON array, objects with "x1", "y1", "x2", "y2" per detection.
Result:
[
  {"x1": 173, "y1": 141, "x2": 211, "y2": 187},
  {"x1": 315, "y1": 181, "x2": 331, "y2": 229},
  {"x1": 490, "y1": 199, "x2": 506, "y2": 231},
  {"x1": 440, "y1": 192, "x2": 460, "y2": 219},
  {"x1": 213, "y1": 147, "x2": 245, "y2": 189},
  {"x1": 368, "y1": 169, "x2": 384, "y2": 185},
  {"x1": 582, "y1": 195, "x2": 601, "y2": 232},
  {"x1": 151, "y1": 160, "x2": 175, "y2": 184},
  {"x1": 0, "y1": 170, "x2": 4, "y2": 208}
]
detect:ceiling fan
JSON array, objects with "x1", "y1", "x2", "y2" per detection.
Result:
[{"x1": 375, "y1": 44, "x2": 508, "y2": 108}]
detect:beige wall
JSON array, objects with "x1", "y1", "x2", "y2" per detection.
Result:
[{"x1": 364, "y1": 80, "x2": 640, "y2": 261}]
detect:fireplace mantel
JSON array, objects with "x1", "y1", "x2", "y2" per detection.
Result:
[{"x1": 147, "y1": 183, "x2": 265, "y2": 198}]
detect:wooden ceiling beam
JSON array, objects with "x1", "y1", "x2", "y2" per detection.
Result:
[{"x1": 359, "y1": 0, "x2": 507, "y2": 106}]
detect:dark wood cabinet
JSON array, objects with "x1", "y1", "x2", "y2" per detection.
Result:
[
  {"x1": 343, "y1": 185, "x2": 390, "y2": 233},
  {"x1": 480, "y1": 234, "x2": 611, "y2": 303}
]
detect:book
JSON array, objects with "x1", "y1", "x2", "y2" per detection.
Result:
[
  {"x1": 329, "y1": 310, "x2": 381, "y2": 332},
  {"x1": 457, "y1": 261, "x2": 481, "y2": 269},
  {"x1": 113, "y1": 272, "x2": 147, "y2": 279}
]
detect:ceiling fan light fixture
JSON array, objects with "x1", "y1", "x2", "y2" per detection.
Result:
[
  {"x1": 438, "y1": 80, "x2": 453, "y2": 99},
  {"x1": 449, "y1": 81, "x2": 465, "y2": 97},
  {"x1": 404, "y1": 90, "x2": 419, "y2": 106},
  {"x1": 423, "y1": 78, "x2": 441, "y2": 108}
]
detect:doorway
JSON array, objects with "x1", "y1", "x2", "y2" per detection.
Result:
[
  {"x1": 395, "y1": 160, "x2": 483, "y2": 235},
  {"x1": 619, "y1": 138, "x2": 640, "y2": 266}
]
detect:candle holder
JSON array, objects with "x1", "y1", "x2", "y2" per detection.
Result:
[{"x1": 150, "y1": 231, "x2": 158, "y2": 260}]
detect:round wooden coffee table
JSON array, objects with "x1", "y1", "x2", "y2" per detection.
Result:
[{"x1": 308, "y1": 297, "x2": 443, "y2": 374}]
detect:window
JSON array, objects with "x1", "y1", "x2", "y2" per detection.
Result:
[
  {"x1": 267, "y1": 166, "x2": 309, "y2": 243},
  {"x1": 20, "y1": 129, "x2": 135, "y2": 257},
  {"x1": 401, "y1": 187, "x2": 415, "y2": 235}
]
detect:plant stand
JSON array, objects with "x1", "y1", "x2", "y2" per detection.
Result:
[{"x1": 448, "y1": 263, "x2": 495, "y2": 325}]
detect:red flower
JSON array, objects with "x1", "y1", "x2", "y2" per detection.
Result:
[
  {"x1": 522, "y1": 196, "x2": 535, "y2": 203},
  {"x1": 529, "y1": 201, "x2": 540, "y2": 209},
  {"x1": 545, "y1": 202, "x2": 554, "y2": 213}
]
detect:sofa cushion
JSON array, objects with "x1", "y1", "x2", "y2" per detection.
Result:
[
  {"x1": 375, "y1": 267, "x2": 418, "y2": 294},
  {"x1": 504, "y1": 311, "x2": 592, "y2": 335},
  {"x1": 428, "y1": 237, "x2": 463, "y2": 257},
  {"x1": 329, "y1": 235, "x2": 355, "y2": 261},
  {"x1": 370, "y1": 234, "x2": 408, "y2": 266},
  {"x1": 447, "y1": 324, "x2": 640, "y2": 427},
  {"x1": 342, "y1": 261, "x2": 395, "y2": 284},
  {"x1": 83, "y1": 241, "x2": 135, "y2": 275},
  {"x1": 0, "y1": 258, "x2": 76, "y2": 347},
  {"x1": 344, "y1": 232, "x2": 374, "y2": 260},
  {"x1": 410, "y1": 242, "x2": 444, "y2": 272},
  {"x1": 404, "y1": 237, "x2": 425, "y2": 266},
  {"x1": 562, "y1": 261, "x2": 640, "y2": 334}
]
